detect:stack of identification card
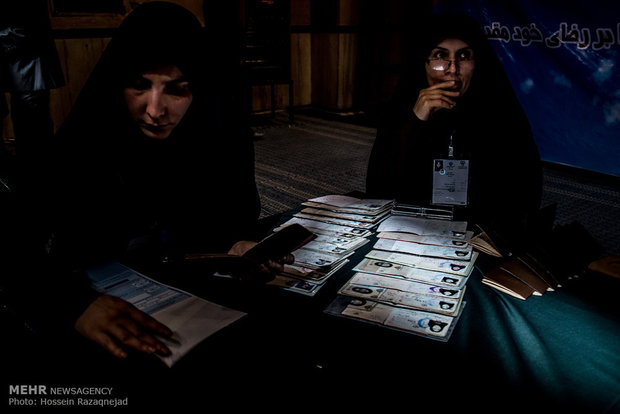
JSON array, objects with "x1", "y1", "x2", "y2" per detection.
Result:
[
  {"x1": 268, "y1": 195, "x2": 394, "y2": 296},
  {"x1": 274, "y1": 217, "x2": 373, "y2": 238},
  {"x1": 390, "y1": 203, "x2": 454, "y2": 221},
  {"x1": 295, "y1": 196, "x2": 392, "y2": 234},
  {"x1": 338, "y1": 273, "x2": 465, "y2": 316},
  {"x1": 352, "y1": 258, "x2": 468, "y2": 289},
  {"x1": 269, "y1": 260, "x2": 350, "y2": 296},
  {"x1": 327, "y1": 214, "x2": 476, "y2": 341},
  {"x1": 377, "y1": 215, "x2": 468, "y2": 238},
  {"x1": 325, "y1": 296, "x2": 460, "y2": 340},
  {"x1": 302, "y1": 194, "x2": 394, "y2": 216}
]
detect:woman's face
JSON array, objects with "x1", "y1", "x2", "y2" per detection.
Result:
[
  {"x1": 425, "y1": 38, "x2": 475, "y2": 96},
  {"x1": 123, "y1": 65, "x2": 193, "y2": 139}
]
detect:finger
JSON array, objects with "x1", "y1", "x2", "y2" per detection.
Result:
[
  {"x1": 127, "y1": 325, "x2": 172, "y2": 355},
  {"x1": 256, "y1": 263, "x2": 277, "y2": 281},
  {"x1": 117, "y1": 317, "x2": 173, "y2": 355},
  {"x1": 126, "y1": 307, "x2": 173, "y2": 337},
  {"x1": 420, "y1": 92, "x2": 458, "y2": 108},
  {"x1": 426, "y1": 80, "x2": 459, "y2": 91},
  {"x1": 107, "y1": 323, "x2": 167, "y2": 355},
  {"x1": 420, "y1": 79, "x2": 460, "y2": 100},
  {"x1": 283, "y1": 254, "x2": 295, "y2": 264},
  {"x1": 428, "y1": 96, "x2": 458, "y2": 109},
  {"x1": 431, "y1": 90, "x2": 460, "y2": 99},
  {"x1": 134, "y1": 332, "x2": 172, "y2": 356},
  {"x1": 90, "y1": 330, "x2": 129, "y2": 359},
  {"x1": 266, "y1": 260, "x2": 285, "y2": 274},
  {"x1": 228, "y1": 240, "x2": 257, "y2": 256},
  {"x1": 420, "y1": 90, "x2": 460, "y2": 103},
  {"x1": 275, "y1": 254, "x2": 294, "y2": 265}
]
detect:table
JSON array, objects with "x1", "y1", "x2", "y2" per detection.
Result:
[
  {"x1": 6, "y1": 237, "x2": 619, "y2": 412},
  {"x1": 161, "y1": 239, "x2": 620, "y2": 412}
]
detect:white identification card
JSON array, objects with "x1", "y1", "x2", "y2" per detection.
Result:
[{"x1": 432, "y1": 159, "x2": 469, "y2": 206}]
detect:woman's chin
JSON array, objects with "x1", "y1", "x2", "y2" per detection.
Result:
[{"x1": 140, "y1": 127, "x2": 171, "y2": 140}]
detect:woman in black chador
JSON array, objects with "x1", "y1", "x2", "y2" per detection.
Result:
[
  {"x1": 33, "y1": 2, "x2": 289, "y2": 359},
  {"x1": 366, "y1": 13, "x2": 542, "y2": 242},
  {"x1": 52, "y1": 2, "x2": 263, "y2": 265}
]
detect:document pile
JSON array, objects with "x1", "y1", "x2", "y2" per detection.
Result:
[
  {"x1": 326, "y1": 214, "x2": 477, "y2": 341},
  {"x1": 268, "y1": 195, "x2": 394, "y2": 296}
]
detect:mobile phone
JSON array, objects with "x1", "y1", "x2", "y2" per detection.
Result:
[{"x1": 243, "y1": 223, "x2": 316, "y2": 263}]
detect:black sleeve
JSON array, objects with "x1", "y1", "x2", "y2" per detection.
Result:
[
  {"x1": 366, "y1": 101, "x2": 435, "y2": 205},
  {"x1": 0, "y1": 189, "x2": 100, "y2": 340}
]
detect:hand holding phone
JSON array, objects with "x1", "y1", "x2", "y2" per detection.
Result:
[
  {"x1": 242, "y1": 223, "x2": 316, "y2": 263},
  {"x1": 183, "y1": 223, "x2": 315, "y2": 282}
]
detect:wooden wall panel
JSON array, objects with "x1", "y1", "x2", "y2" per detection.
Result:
[
  {"x1": 311, "y1": 32, "x2": 358, "y2": 111},
  {"x1": 336, "y1": 33, "x2": 358, "y2": 110},
  {"x1": 43, "y1": 0, "x2": 407, "y2": 125},
  {"x1": 50, "y1": 38, "x2": 110, "y2": 132},
  {"x1": 290, "y1": 0, "x2": 311, "y2": 26},
  {"x1": 2, "y1": 0, "x2": 428, "y2": 136},
  {"x1": 291, "y1": 33, "x2": 312, "y2": 107},
  {"x1": 50, "y1": 0, "x2": 205, "y2": 29},
  {"x1": 338, "y1": 0, "x2": 359, "y2": 26},
  {"x1": 251, "y1": 84, "x2": 291, "y2": 113},
  {"x1": 311, "y1": 33, "x2": 337, "y2": 109}
]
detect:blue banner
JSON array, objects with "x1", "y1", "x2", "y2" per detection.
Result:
[{"x1": 434, "y1": 0, "x2": 620, "y2": 177}]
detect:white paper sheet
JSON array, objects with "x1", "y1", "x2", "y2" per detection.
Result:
[{"x1": 86, "y1": 262, "x2": 246, "y2": 367}]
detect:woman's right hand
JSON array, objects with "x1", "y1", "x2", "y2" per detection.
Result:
[
  {"x1": 75, "y1": 294, "x2": 173, "y2": 359},
  {"x1": 412, "y1": 80, "x2": 461, "y2": 121}
]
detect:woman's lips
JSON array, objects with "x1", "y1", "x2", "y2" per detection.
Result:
[{"x1": 141, "y1": 123, "x2": 170, "y2": 132}]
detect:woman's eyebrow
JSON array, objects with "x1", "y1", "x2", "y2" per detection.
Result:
[
  {"x1": 166, "y1": 76, "x2": 190, "y2": 85},
  {"x1": 431, "y1": 46, "x2": 472, "y2": 51}
]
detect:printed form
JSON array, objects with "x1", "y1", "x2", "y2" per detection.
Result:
[{"x1": 86, "y1": 262, "x2": 247, "y2": 367}]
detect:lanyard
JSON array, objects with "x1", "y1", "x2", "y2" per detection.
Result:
[{"x1": 432, "y1": 128, "x2": 469, "y2": 206}]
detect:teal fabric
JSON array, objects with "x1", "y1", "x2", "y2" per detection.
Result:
[
  {"x1": 273, "y1": 212, "x2": 620, "y2": 410},
  {"x1": 453, "y1": 268, "x2": 620, "y2": 411}
]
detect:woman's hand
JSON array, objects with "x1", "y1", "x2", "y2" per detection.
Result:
[
  {"x1": 227, "y1": 240, "x2": 295, "y2": 282},
  {"x1": 75, "y1": 294, "x2": 173, "y2": 359},
  {"x1": 412, "y1": 80, "x2": 461, "y2": 121}
]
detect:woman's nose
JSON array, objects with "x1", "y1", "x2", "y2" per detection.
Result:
[
  {"x1": 146, "y1": 91, "x2": 166, "y2": 120},
  {"x1": 445, "y1": 60, "x2": 460, "y2": 74}
]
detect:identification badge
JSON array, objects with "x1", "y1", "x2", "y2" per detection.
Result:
[{"x1": 432, "y1": 159, "x2": 469, "y2": 206}]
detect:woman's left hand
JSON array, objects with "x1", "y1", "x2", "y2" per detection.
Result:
[{"x1": 227, "y1": 240, "x2": 294, "y2": 282}]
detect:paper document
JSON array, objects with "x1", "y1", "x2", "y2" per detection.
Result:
[{"x1": 86, "y1": 262, "x2": 247, "y2": 367}]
